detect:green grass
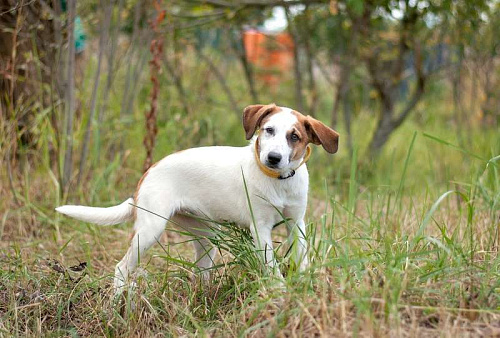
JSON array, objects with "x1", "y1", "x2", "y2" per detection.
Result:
[{"x1": 1, "y1": 51, "x2": 499, "y2": 336}]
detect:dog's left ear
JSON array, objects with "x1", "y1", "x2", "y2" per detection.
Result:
[
  {"x1": 243, "y1": 103, "x2": 277, "y2": 140},
  {"x1": 305, "y1": 116, "x2": 340, "y2": 154}
]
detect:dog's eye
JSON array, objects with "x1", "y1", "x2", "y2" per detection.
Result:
[
  {"x1": 265, "y1": 127, "x2": 274, "y2": 135},
  {"x1": 290, "y1": 133, "x2": 300, "y2": 142}
]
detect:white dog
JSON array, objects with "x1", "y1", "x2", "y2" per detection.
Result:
[{"x1": 56, "y1": 104, "x2": 339, "y2": 291}]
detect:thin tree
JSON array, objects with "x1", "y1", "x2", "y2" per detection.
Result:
[
  {"x1": 359, "y1": 3, "x2": 428, "y2": 155},
  {"x1": 230, "y1": 25, "x2": 259, "y2": 103},
  {"x1": 299, "y1": 6, "x2": 318, "y2": 115},
  {"x1": 62, "y1": 0, "x2": 76, "y2": 192},
  {"x1": 143, "y1": 0, "x2": 166, "y2": 172},
  {"x1": 77, "y1": 0, "x2": 112, "y2": 186},
  {"x1": 95, "y1": 0, "x2": 123, "y2": 165},
  {"x1": 285, "y1": 7, "x2": 305, "y2": 112}
]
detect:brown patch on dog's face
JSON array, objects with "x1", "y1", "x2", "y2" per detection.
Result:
[
  {"x1": 288, "y1": 117, "x2": 309, "y2": 161},
  {"x1": 242, "y1": 103, "x2": 281, "y2": 140},
  {"x1": 288, "y1": 111, "x2": 312, "y2": 161},
  {"x1": 291, "y1": 110, "x2": 340, "y2": 155}
]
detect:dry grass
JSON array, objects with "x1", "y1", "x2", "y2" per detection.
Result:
[{"x1": 1, "y1": 157, "x2": 499, "y2": 337}]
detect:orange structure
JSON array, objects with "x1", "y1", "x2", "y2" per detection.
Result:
[{"x1": 243, "y1": 29, "x2": 294, "y2": 86}]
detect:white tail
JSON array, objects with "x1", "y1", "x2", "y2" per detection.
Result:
[{"x1": 55, "y1": 198, "x2": 135, "y2": 225}]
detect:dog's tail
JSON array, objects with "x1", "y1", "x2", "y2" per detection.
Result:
[{"x1": 55, "y1": 198, "x2": 135, "y2": 225}]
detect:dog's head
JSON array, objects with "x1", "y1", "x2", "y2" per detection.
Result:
[{"x1": 243, "y1": 104, "x2": 339, "y2": 173}]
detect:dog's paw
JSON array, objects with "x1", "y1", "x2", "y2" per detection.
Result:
[
  {"x1": 113, "y1": 277, "x2": 137, "y2": 296},
  {"x1": 298, "y1": 258, "x2": 309, "y2": 272},
  {"x1": 273, "y1": 276, "x2": 287, "y2": 291},
  {"x1": 113, "y1": 277, "x2": 126, "y2": 294}
]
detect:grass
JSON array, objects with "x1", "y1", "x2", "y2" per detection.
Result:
[
  {"x1": 1, "y1": 52, "x2": 499, "y2": 336},
  {"x1": 1, "y1": 135, "x2": 498, "y2": 336}
]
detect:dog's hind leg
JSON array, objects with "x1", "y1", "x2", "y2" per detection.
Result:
[
  {"x1": 192, "y1": 237, "x2": 216, "y2": 279},
  {"x1": 171, "y1": 214, "x2": 217, "y2": 280},
  {"x1": 114, "y1": 205, "x2": 170, "y2": 293}
]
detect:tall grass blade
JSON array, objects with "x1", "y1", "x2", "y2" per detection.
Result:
[{"x1": 396, "y1": 131, "x2": 417, "y2": 205}]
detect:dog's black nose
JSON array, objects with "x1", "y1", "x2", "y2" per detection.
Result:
[{"x1": 267, "y1": 152, "x2": 282, "y2": 165}]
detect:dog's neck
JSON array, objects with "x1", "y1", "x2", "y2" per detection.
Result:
[{"x1": 253, "y1": 138, "x2": 311, "y2": 180}]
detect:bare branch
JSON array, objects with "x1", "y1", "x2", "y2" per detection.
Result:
[
  {"x1": 0, "y1": 0, "x2": 36, "y2": 16},
  {"x1": 186, "y1": 0, "x2": 328, "y2": 8},
  {"x1": 169, "y1": 16, "x2": 226, "y2": 31},
  {"x1": 169, "y1": 9, "x2": 228, "y2": 18}
]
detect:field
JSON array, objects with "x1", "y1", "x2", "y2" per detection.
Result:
[{"x1": 1, "y1": 50, "x2": 500, "y2": 337}]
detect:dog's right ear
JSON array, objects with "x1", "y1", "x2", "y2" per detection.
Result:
[
  {"x1": 305, "y1": 116, "x2": 340, "y2": 154},
  {"x1": 243, "y1": 104, "x2": 277, "y2": 140}
]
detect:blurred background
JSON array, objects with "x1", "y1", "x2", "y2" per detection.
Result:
[
  {"x1": 0, "y1": 0, "x2": 499, "y2": 219},
  {"x1": 1, "y1": 2, "x2": 499, "y2": 335}
]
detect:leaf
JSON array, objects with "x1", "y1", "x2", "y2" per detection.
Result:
[
  {"x1": 347, "y1": 0, "x2": 364, "y2": 16},
  {"x1": 47, "y1": 259, "x2": 65, "y2": 274},
  {"x1": 69, "y1": 262, "x2": 87, "y2": 272}
]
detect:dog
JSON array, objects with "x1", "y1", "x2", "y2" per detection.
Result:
[{"x1": 56, "y1": 104, "x2": 339, "y2": 292}]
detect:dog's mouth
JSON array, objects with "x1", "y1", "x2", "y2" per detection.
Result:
[{"x1": 265, "y1": 162, "x2": 280, "y2": 169}]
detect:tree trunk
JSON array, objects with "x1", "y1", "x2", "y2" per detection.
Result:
[
  {"x1": 452, "y1": 47, "x2": 465, "y2": 147},
  {"x1": 368, "y1": 113, "x2": 394, "y2": 154},
  {"x1": 285, "y1": 8, "x2": 304, "y2": 112},
  {"x1": 330, "y1": 63, "x2": 351, "y2": 128},
  {"x1": 62, "y1": 0, "x2": 76, "y2": 193},
  {"x1": 120, "y1": 0, "x2": 142, "y2": 118},
  {"x1": 302, "y1": 6, "x2": 317, "y2": 115},
  {"x1": 95, "y1": 0, "x2": 123, "y2": 165},
  {"x1": 364, "y1": 37, "x2": 426, "y2": 157},
  {"x1": 232, "y1": 27, "x2": 259, "y2": 102},
  {"x1": 342, "y1": 88, "x2": 353, "y2": 153},
  {"x1": 330, "y1": 13, "x2": 360, "y2": 130},
  {"x1": 0, "y1": 0, "x2": 62, "y2": 157}
]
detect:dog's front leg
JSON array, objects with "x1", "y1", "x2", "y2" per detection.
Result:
[
  {"x1": 250, "y1": 222, "x2": 280, "y2": 275},
  {"x1": 286, "y1": 219, "x2": 309, "y2": 271},
  {"x1": 284, "y1": 206, "x2": 309, "y2": 272}
]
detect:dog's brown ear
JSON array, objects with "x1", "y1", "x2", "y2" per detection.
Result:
[
  {"x1": 243, "y1": 103, "x2": 277, "y2": 140},
  {"x1": 305, "y1": 116, "x2": 340, "y2": 154}
]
